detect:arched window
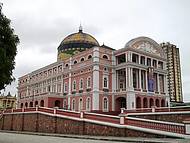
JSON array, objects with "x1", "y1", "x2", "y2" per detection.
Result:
[
  {"x1": 79, "y1": 98, "x2": 83, "y2": 111},
  {"x1": 80, "y1": 58, "x2": 85, "y2": 62},
  {"x1": 21, "y1": 103, "x2": 23, "y2": 108},
  {"x1": 103, "y1": 55, "x2": 108, "y2": 59},
  {"x1": 86, "y1": 98, "x2": 91, "y2": 111},
  {"x1": 73, "y1": 80, "x2": 76, "y2": 90},
  {"x1": 103, "y1": 97, "x2": 108, "y2": 111},
  {"x1": 87, "y1": 77, "x2": 91, "y2": 88},
  {"x1": 80, "y1": 78, "x2": 83, "y2": 89},
  {"x1": 156, "y1": 99, "x2": 160, "y2": 107},
  {"x1": 88, "y1": 55, "x2": 92, "y2": 59},
  {"x1": 74, "y1": 60, "x2": 77, "y2": 64},
  {"x1": 104, "y1": 67, "x2": 108, "y2": 71},
  {"x1": 35, "y1": 101, "x2": 38, "y2": 107},
  {"x1": 72, "y1": 99, "x2": 75, "y2": 111},
  {"x1": 25, "y1": 102, "x2": 28, "y2": 108},
  {"x1": 40, "y1": 100, "x2": 44, "y2": 107},
  {"x1": 143, "y1": 98, "x2": 148, "y2": 108},
  {"x1": 149, "y1": 98, "x2": 154, "y2": 108},
  {"x1": 29, "y1": 102, "x2": 33, "y2": 107},
  {"x1": 103, "y1": 77, "x2": 108, "y2": 88},
  {"x1": 63, "y1": 100, "x2": 67, "y2": 109},
  {"x1": 161, "y1": 99, "x2": 165, "y2": 107}
]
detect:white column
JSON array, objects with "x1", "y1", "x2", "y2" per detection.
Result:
[
  {"x1": 127, "y1": 67, "x2": 132, "y2": 89},
  {"x1": 126, "y1": 67, "x2": 129, "y2": 89},
  {"x1": 145, "y1": 71, "x2": 148, "y2": 91},
  {"x1": 26, "y1": 87, "x2": 29, "y2": 96},
  {"x1": 157, "y1": 74, "x2": 160, "y2": 93},
  {"x1": 112, "y1": 51, "x2": 116, "y2": 92},
  {"x1": 61, "y1": 76, "x2": 63, "y2": 93},
  {"x1": 145, "y1": 56, "x2": 147, "y2": 66},
  {"x1": 163, "y1": 75, "x2": 166, "y2": 93},
  {"x1": 116, "y1": 70, "x2": 118, "y2": 90},
  {"x1": 127, "y1": 52, "x2": 130, "y2": 62},
  {"x1": 55, "y1": 80, "x2": 57, "y2": 93},
  {"x1": 92, "y1": 47, "x2": 100, "y2": 110},
  {"x1": 130, "y1": 68, "x2": 133, "y2": 88},
  {"x1": 68, "y1": 73, "x2": 71, "y2": 95},
  {"x1": 139, "y1": 69, "x2": 141, "y2": 90}
]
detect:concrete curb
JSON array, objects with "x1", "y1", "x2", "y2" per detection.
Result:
[{"x1": 0, "y1": 130, "x2": 187, "y2": 143}]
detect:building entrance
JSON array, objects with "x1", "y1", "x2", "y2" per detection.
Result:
[{"x1": 115, "y1": 97, "x2": 126, "y2": 111}]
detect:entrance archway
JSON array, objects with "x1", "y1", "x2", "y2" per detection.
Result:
[
  {"x1": 35, "y1": 101, "x2": 38, "y2": 107},
  {"x1": 55, "y1": 100, "x2": 61, "y2": 108},
  {"x1": 156, "y1": 99, "x2": 160, "y2": 107},
  {"x1": 136, "y1": 97, "x2": 141, "y2": 108},
  {"x1": 143, "y1": 98, "x2": 148, "y2": 108},
  {"x1": 161, "y1": 99, "x2": 165, "y2": 107},
  {"x1": 115, "y1": 97, "x2": 126, "y2": 111},
  {"x1": 149, "y1": 98, "x2": 154, "y2": 108}
]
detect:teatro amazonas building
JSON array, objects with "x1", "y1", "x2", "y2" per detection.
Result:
[{"x1": 18, "y1": 26, "x2": 169, "y2": 111}]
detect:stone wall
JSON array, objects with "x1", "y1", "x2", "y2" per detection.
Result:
[
  {"x1": 0, "y1": 112, "x2": 166, "y2": 137},
  {"x1": 12, "y1": 114, "x2": 23, "y2": 131},
  {"x1": 130, "y1": 113, "x2": 190, "y2": 123}
]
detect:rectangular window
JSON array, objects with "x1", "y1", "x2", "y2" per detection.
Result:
[
  {"x1": 64, "y1": 82, "x2": 67, "y2": 93},
  {"x1": 52, "y1": 85, "x2": 56, "y2": 93},
  {"x1": 153, "y1": 60, "x2": 157, "y2": 68},
  {"x1": 158, "y1": 61, "x2": 163, "y2": 69},
  {"x1": 103, "y1": 77, "x2": 108, "y2": 88},
  {"x1": 132, "y1": 53, "x2": 139, "y2": 64},
  {"x1": 141, "y1": 70, "x2": 146, "y2": 89},
  {"x1": 147, "y1": 58, "x2": 151, "y2": 66},
  {"x1": 57, "y1": 84, "x2": 61, "y2": 93},
  {"x1": 140, "y1": 56, "x2": 145, "y2": 65}
]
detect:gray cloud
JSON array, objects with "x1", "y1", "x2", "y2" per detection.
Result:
[{"x1": 1, "y1": 0, "x2": 190, "y2": 102}]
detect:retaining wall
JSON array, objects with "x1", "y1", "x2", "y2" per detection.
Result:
[{"x1": 0, "y1": 112, "x2": 165, "y2": 138}]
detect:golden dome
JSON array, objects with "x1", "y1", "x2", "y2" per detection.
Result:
[
  {"x1": 61, "y1": 31, "x2": 99, "y2": 46},
  {"x1": 57, "y1": 27, "x2": 99, "y2": 61}
]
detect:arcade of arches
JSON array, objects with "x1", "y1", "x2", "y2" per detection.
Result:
[
  {"x1": 20, "y1": 100, "x2": 61, "y2": 108},
  {"x1": 115, "y1": 96, "x2": 165, "y2": 111},
  {"x1": 136, "y1": 96, "x2": 165, "y2": 108}
]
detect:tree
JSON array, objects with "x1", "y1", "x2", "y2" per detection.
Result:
[{"x1": 0, "y1": 3, "x2": 19, "y2": 90}]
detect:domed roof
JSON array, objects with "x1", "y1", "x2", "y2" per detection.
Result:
[
  {"x1": 58, "y1": 27, "x2": 99, "y2": 52},
  {"x1": 61, "y1": 31, "x2": 99, "y2": 46},
  {"x1": 57, "y1": 26, "x2": 99, "y2": 61}
]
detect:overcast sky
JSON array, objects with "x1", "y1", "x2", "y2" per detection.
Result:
[{"x1": 1, "y1": 0, "x2": 190, "y2": 101}]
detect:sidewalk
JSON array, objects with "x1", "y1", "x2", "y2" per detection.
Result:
[{"x1": 0, "y1": 130, "x2": 189, "y2": 143}]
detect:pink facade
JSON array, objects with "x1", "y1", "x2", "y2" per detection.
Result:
[{"x1": 18, "y1": 30, "x2": 169, "y2": 112}]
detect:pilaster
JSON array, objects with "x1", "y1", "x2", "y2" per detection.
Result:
[{"x1": 92, "y1": 47, "x2": 100, "y2": 110}]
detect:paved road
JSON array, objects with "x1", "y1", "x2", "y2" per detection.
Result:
[
  {"x1": 0, "y1": 132, "x2": 125, "y2": 143},
  {"x1": 0, "y1": 132, "x2": 189, "y2": 143}
]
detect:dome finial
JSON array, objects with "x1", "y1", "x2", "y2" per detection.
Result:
[{"x1": 79, "y1": 23, "x2": 83, "y2": 33}]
